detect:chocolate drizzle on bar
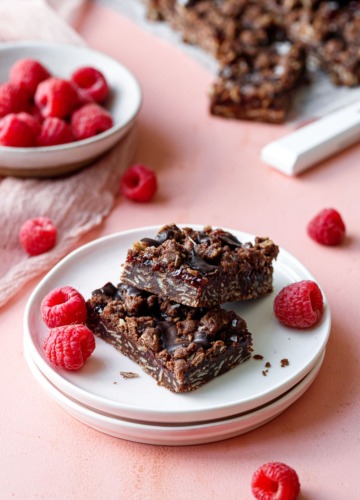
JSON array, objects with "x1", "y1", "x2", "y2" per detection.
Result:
[
  {"x1": 86, "y1": 281, "x2": 253, "y2": 392},
  {"x1": 89, "y1": 281, "x2": 248, "y2": 355},
  {"x1": 122, "y1": 224, "x2": 279, "y2": 308}
]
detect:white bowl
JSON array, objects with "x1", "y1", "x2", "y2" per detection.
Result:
[{"x1": 0, "y1": 41, "x2": 142, "y2": 177}]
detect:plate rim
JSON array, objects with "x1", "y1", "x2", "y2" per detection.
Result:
[{"x1": 24, "y1": 345, "x2": 325, "y2": 445}]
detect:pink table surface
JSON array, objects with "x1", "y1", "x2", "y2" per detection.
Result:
[{"x1": 1, "y1": 3, "x2": 360, "y2": 499}]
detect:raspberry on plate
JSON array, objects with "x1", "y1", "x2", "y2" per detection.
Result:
[
  {"x1": 43, "y1": 324, "x2": 96, "y2": 371},
  {"x1": 120, "y1": 164, "x2": 158, "y2": 202},
  {"x1": 41, "y1": 286, "x2": 87, "y2": 328},
  {"x1": 307, "y1": 208, "x2": 346, "y2": 246},
  {"x1": 274, "y1": 280, "x2": 324, "y2": 329},
  {"x1": 0, "y1": 114, "x2": 36, "y2": 147},
  {"x1": 37, "y1": 117, "x2": 74, "y2": 146},
  {"x1": 9, "y1": 58, "x2": 51, "y2": 96},
  {"x1": 251, "y1": 462, "x2": 300, "y2": 500},
  {"x1": 0, "y1": 81, "x2": 31, "y2": 117},
  {"x1": 34, "y1": 77, "x2": 79, "y2": 119},
  {"x1": 19, "y1": 217, "x2": 57, "y2": 256},
  {"x1": 71, "y1": 103, "x2": 113, "y2": 140},
  {"x1": 71, "y1": 66, "x2": 109, "y2": 104}
]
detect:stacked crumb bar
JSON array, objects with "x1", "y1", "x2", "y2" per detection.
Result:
[{"x1": 87, "y1": 224, "x2": 279, "y2": 392}]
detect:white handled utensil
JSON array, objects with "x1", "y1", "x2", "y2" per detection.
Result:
[{"x1": 260, "y1": 100, "x2": 360, "y2": 176}]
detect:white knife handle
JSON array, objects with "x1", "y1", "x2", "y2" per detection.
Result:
[{"x1": 260, "y1": 101, "x2": 360, "y2": 176}]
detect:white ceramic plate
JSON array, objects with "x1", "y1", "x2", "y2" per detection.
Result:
[
  {"x1": 0, "y1": 41, "x2": 142, "y2": 177},
  {"x1": 25, "y1": 345, "x2": 325, "y2": 446},
  {"x1": 23, "y1": 225, "x2": 331, "y2": 424}
]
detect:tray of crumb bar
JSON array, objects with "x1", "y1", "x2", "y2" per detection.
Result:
[{"x1": 23, "y1": 224, "x2": 331, "y2": 424}]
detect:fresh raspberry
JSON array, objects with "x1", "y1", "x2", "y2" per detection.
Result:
[
  {"x1": 43, "y1": 324, "x2": 95, "y2": 371},
  {"x1": 34, "y1": 77, "x2": 79, "y2": 119},
  {"x1": 251, "y1": 462, "x2": 300, "y2": 500},
  {"x1": 71, "y1": 66, "x2": 109, "y2": 104},
  {"x1": 74, "y1": 87, "x2": 95, "y2": 108},
  {"x1": 120, "y1": 164, "x2": 158, "y2": 202},
  {"x1": 0, "y1": 114, "x2": 36, "y2": 147},
  {"x1": 17, "y1": 112, "x2": 42, "y2": 137},
  {"x1": 41, "y1": 286, "x2": 87, "y2": 328},
  {"x1": 274, "y1": 280, "x2": 324, "y2": 329},
  {"x1": 0, "y1": 81, "x2": 31, "y2": 117},
  {"x1": 29, "y1": 104, "x2": 44, "y2": 123},
  {"x1": 71, "y1": 103, "x2": 113, "y2": 140},
  {"x1": 19, "y1": 217, "x2": 57, "y2": 256},
  {"x1": 307, "y1": 208, "x2": 346, "y2": 246},
  {"x1": 9, "y1": 58, "x2": 51, "y2": 96},
  {"x1": 37, "y1": 117, "x2": 74, "y2": 146}
]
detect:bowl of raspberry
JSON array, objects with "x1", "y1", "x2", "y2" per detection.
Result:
[{"x1": 0, "y1": 41, "x2": 142, "y2": 177}]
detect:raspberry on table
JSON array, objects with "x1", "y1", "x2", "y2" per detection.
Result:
[
  {"x1": 41, "y1": 286, "x2": 87, "y2": 328},
  {"x1": 251, "y1": 462, "x2": 300, "y2": 500},
  {"x1": 43, "y1": 324, "x2": 96, "y2": 371},
  {"x1": 19, "y1": 217, "x2": 57, "y2": 256},
  {"x1": 0, "y1": 81, "x2": 31, "y2": 117},
  {"x1": 273, "y1": 280, "x2": 324, "y2": 329},
  {"x1": 34, "y1": 77, "x2": 79, "y2": 119},
  {"x1": 120, "y1": 164, "x2": 158, "y2": 203},
  {"x1": 71, "y1": 66, "x2": 109, "y2": 104},
  {"x1": 307, "y1": 208, "x2": 346, "y2": 246},
  {"x1": 0, "y1": 114, "x2": 36, "y2": 147},
  {"x1": 71, "y1": 103, "x2": 113, "y2": 140},
  {"x1": 9, "y1": 58, "x2": 51, "y2": 96},
  {"x1": 37, "y1": 117, "x2": 74, "y2": 146}
]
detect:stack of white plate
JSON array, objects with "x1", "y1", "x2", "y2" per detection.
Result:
[{"x1": 23, "y1": 226, "x2": 331, "y2": 446}]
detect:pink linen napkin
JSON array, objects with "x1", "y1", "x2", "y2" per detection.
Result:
[{"x1": 0, "y1": 0, "x2": 138, "y2": 308}]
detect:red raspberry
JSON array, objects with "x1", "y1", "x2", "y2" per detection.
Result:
[
  {"x1": 34, "y1": 77, "x2": 79, "y2": 119},
  {"x1": 74, "y1": 87, "x2": 95, "y2": 108},
  {"x1": 0, "y1": 114, "x2": 36, "y2": 147},
  {"x1": 273, "y1": 280, "x2": 324, "y2": 329},
  {"x1": 19, "y1": 217, "x2": 57, "y2": 256},
  {"x1": 41, "y1": 286, "x2": 87, "y2": 328},
  {"x1": 307, "y1": 208, "x2": 346, "y2": 246},
  {"x1": 17, "y1": 112, "x2": 42, "y2": 138},
  {"x1": 71, "y1": 103, "x2": 113, "y2": 140},
  {"x1": 43, "y1": 324, "x2": 95, "y2": 371},
  {"x1": 9, "y1": 58, "x2": 51, "y2": 96},
  {"x1": 71, "y1": 66, "x2": 109, "y2": 104},
  {"x1": 120, "y1": 164, "x2": 158, "y2": 202},
  {"x1": 251, "y1": 462, "x2": 300, "y2": 500},
  {"x1": 0, "y1": 81, "x2": 31, "y2": 117},
  {"x1": 29, "y1": 104, "x2": 44, "y2": 123},
  {"x1": 37, "y1": 117, "x2": 74, "y2": 146}
]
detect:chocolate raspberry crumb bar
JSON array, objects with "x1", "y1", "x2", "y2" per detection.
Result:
[
  {"x1": 145, "y1": 0, "x2": 360, "y2": 122},
  {"x1": 121, "y1": 224, "x2": 279, "y2": 308},
  {"x1": 86, "y1": 282, "x2": 253, "y2": 393},
  {"x1": 210, "y1": 42, "x2": 306, "y2": 123},
  {"x1": 292, "y1": 1, "x2": 360, "y2": 87}
]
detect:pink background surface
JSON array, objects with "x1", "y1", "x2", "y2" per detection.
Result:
[{"x1": 1, "y1": 3, "x2": 360, "y2": 499}]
